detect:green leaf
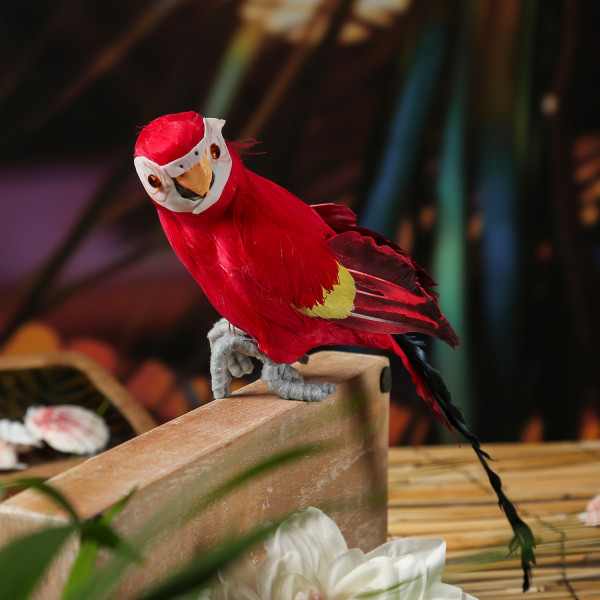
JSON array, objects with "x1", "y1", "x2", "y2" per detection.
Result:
[
  {"x1": 62, "y1": 488, "x2": 140, "y2": 600},
  {"x1": 78, "y1": 521, "x2": 120, "y2": 549},
  {"x1": 60, "y1": 538, "x2": 101, "y2": 600},
  {"x1": 0, "y1": 524, "x2": 75, "y2": 600},
  {"x1": 133, "y1": 522, "x2": 280, "y2": 600},
  {"x1": 102, "y1": 487, "x2": 137, "y2": 523},
  {"x1": 7, "y1": 478, "x2": 80, "y2": 523},
  {"x1": 60, "y1": 525, "x2": 141, "y2": 600},
  {"x1": 79, "y1": 521, "x2": 141, "y2": 562}
]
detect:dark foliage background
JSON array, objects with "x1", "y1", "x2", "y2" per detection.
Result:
[{"x1": 1, "y1": 0, "x2": 600, "y2": 443}]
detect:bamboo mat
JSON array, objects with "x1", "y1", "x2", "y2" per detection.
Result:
[{"x1": 388, "y1": 441, "x2": 600, "y2": 599}]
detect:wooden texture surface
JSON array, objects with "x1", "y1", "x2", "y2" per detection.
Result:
[
  {"x1": 389, "y1": 441, "x2": 600, "y2": 599},
  {"x1": 0, "y1": 350, "x2": 390, "y2": 599}
]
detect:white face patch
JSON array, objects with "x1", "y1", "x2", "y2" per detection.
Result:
[{"x1": 134, "y1": 117, "x2": 233, "y2": 214}]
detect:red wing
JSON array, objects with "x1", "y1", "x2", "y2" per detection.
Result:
[
  {"x1": 313, "y1": 205, "x2": 459, "y2": 347},
  {"x1": 312, "y1": 203, "x2": 439, "y2": 297},
  {"x1": 311, "y1": 203, "x2": 358, "y2": 228}
]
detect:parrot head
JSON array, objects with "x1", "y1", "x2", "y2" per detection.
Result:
[{"x1": 134, "y1": 111, "x2": 233, "y2": 214}]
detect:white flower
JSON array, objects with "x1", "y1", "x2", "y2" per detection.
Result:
[
  {"x1": 580, "y1": 493, "x2": 600, "y2": 526},
  {"x1": 203, "y1": 507, "x2": 476, "y2": 600}
]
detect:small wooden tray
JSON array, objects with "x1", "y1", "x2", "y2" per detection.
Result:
[{"x1": 0, "y1": 351, "x2": 156, "y2": 483}]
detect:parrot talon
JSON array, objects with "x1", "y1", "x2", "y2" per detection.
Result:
[
  {"x1": 209, "y1": 332, "x2": 263, "y2": 399},
  {"x1": 261, "y1": 358, "x2": 335, "y2": 403},
  {"x1": 208, "y1": 319, "x2": 255, "y2": 380},
  {"x1": 208, "y1": 320, "x2": 334, "y2": 402}
]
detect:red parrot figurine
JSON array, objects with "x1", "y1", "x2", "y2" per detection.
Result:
[{"x1": 134, "y1": 111, "x2": 535, "y2": 590}]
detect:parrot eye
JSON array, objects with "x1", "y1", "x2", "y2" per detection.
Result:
[
  {"x1": 148, "y1": 174, "x2": 162, "y2": 189},
  {"x1": 210, "y1": 144, "x2": 221, "y2": 159}
]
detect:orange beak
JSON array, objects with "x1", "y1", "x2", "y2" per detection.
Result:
[{"x1": 175, "y1": 150, "x2": 212, "y2": 197}]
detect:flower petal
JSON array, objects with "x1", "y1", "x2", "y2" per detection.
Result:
[
  {"x1": 215, "y1": 580, "x2": 261, "y2": 600},
  {"x1": 324, "y1": 547, "x2": 366, "y2": 591},
  {"x1": 279, "y1": 573, "x2": 323, "y2": 600},
  {"x1": 330, "y1": 555, "x2": 425, "y2": 600},
  {"x1": 256, "y1": 550, "x2": 318, "y2": 600},
  {"x1": 0, "y1": 418, "x2": 41, "y2": 446},
  {"x1": 24, "y1": 405, "x2": 109, "y2": 455},
  {"x1": 367, "y1": 538, "x2": 447, "y2": 581},
  {"x1": 582, "y1": 493, "x2": 600, "y2": 526},
  {"x1": 251, "y1": 510, "x2": 476, "y2": 600},
  {"x1": 264, "y1": 508, "x2": 347, "y2": 580},
  {"x1": 0, "y1": 439, "x2": 26, "y2": 470}
]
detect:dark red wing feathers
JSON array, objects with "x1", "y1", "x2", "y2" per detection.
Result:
[
  {"x1": 312, "y1": 204, "x2": 459, "y2": 348},
  {"x1": 312, "y1": 203, "x2": 439, "y2": 297}
]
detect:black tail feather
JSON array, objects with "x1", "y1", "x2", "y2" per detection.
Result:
[{"x1": 395, "y1": 334, "x2": 536, "y2": 592}]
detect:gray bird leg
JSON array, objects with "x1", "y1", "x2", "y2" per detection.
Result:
[
  {"x1": 207, "y1": 319, "x2": 334, "y2": 402},
  {"x1": 207, "y1": 318, "x2": 255, "y2": 378},
  {"x1": 210, "y1": 333, "x2": 263, "y2": 398},
  {"x1": 261, "y1": 358, "x2": 335, "y2": 402}
]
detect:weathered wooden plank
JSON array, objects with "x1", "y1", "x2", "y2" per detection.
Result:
[{"x1": 0, "y1": 350, "x2": 390, "y2": 599}]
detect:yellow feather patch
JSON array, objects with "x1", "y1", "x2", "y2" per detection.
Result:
[{"x1": 295, "y1": 263, "x2": 356, "y2": 319}]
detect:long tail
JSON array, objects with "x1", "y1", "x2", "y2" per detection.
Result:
[{"x1": 393, "y1": 334, "x2": 536, "y2": 592}]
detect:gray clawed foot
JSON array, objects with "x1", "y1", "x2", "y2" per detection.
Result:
[
  {"x1": 209, "y1": 333, "x2": 263, "y2": 399},
  {"x1": 261, "y1": 359, "x2": 335, "y2": 402},
  {"x1": 207, "y1": 319, "x2": 335, "y2": 402},
  {"x1": 208, "y1": 319, "x2": 255, "y2": 380}
]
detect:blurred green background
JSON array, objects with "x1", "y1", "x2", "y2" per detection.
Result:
[{"x1": 1, "y1": 0, "x2": 600, "y2": 444}]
